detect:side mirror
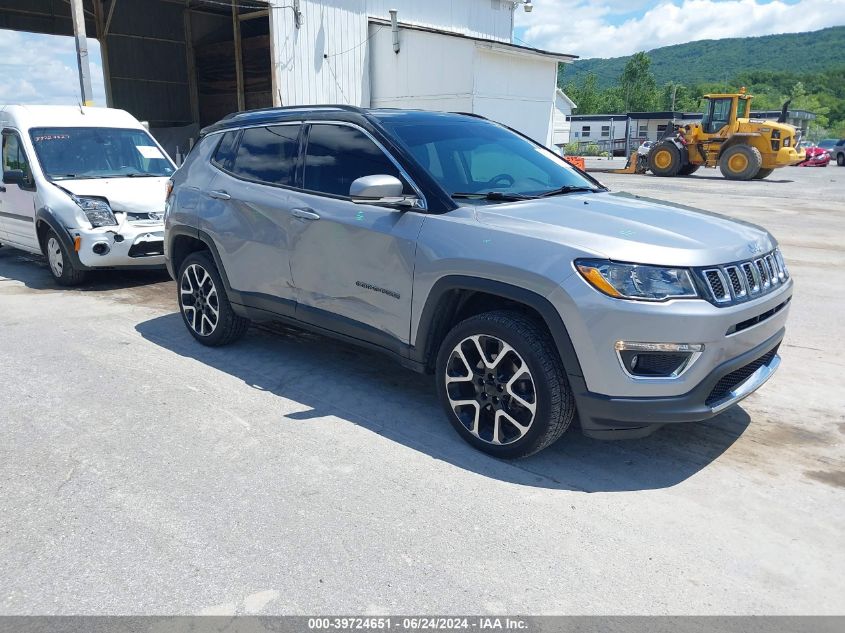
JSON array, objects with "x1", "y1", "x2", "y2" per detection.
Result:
[
  {"x1": 3, "y1": 169, "x2": 27, "y2": 186},
  {"x1": 349, "y1": 174, "x2": 420, "y2": 208}
]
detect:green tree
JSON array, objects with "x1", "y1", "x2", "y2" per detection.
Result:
[{"x1": 620, "y1": 52, "x2": 658, "y2": 112}]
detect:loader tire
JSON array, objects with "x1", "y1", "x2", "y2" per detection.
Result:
[
  {"x1": 720, "y1": 145, "x2": 762, "y2": 181},
  {"x1": 754, "y1": 168, "x2": 774, "y2": 180},
  {"x1": 679, "y1": 164, "x2": 700, "y2": 176},
  {"x1": 648, "y1": 141, "x2": 683, "y2": 177}
]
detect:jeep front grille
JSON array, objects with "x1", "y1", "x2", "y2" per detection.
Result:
[{"x1": 698, "y1": 248, "x2": 789, "y2": 306}]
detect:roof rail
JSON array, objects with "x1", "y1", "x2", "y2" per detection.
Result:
[
  {"x1": 451, "y1": 111, "x2": 489, "y2": 120},
  {"x1": 221, "y1": 104, "x2": 365, "y2": 121}
]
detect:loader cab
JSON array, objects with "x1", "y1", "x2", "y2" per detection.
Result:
[{"x1": 700, "y1": 91, "x2": 753, "y2": 135}]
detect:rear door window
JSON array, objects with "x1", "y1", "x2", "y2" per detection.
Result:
[
  {"x1": 211, "y1": 130, "x2": 239, "y2": 171},
  {"x1": 303, "y1": 123, "x2": 409, "y2": 197},
  {"x1": 230, "y1": 124, "x2": 301, "y2": 186}
]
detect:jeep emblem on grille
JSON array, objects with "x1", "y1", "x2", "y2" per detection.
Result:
[{"x1": 747, "y1": 243, "x2": 764, "y2": 255}]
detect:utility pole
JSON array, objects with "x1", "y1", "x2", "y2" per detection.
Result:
[{"x1": 70, "y1": 0, "x2": 94, "y2": 106}]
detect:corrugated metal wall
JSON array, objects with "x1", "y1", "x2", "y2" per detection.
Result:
[
  {"x1": 271, "y1": 0, "x2": 514, "y2": 107},
  {"x1": 103, "y1": 0, "x2": 191, "y2": 126}
]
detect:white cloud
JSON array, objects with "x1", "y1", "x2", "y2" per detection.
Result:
[
  {"x1": 516, "y1": 0, "x2": 845, "y2": 59},
  {"x1": 0, "y1": 30, "x2": 106, "y2": 106}
]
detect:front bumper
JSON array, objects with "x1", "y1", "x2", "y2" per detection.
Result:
[
  {"x1": 572, "y1": 329, "x2": 783, "y2": 438},
  {"x1": 72, "y1": 222, "x2": 165, "y2": 269},
  {"x1": 777, "y1": 146, "x2": 805, "y2": 166},
  {"x1": 550, "y1": 273, "x2": 792, "y2": 437}
]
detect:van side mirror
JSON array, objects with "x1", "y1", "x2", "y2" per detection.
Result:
[
  {"x1": 349, "y1": 174, "x2": 420, "y2": 208},
  {"x1": 3, "y1": 169, "x2": 28, "y2": 186}
]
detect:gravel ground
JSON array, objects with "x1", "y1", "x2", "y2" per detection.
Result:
[{"x1": 0, "y1": 164, "x2": 842, "y2": 615}]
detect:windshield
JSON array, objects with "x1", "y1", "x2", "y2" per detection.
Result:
[
  {"x1": 29, "y1": 127, "x2": 175, "y2": 180},
  {"x1": 378, "y1": 116, "x2": 600, "y2": 199}
]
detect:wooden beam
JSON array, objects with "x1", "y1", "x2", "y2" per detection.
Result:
[{"x1": 104, "y1": 0, "x2": 117, "y2": 36}]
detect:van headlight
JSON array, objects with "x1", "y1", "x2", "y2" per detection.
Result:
[
  {"x1": 576, "y1": 259, "x2": 698, "y2": 301},
  {"x1": 73, "y1": 195, "x2": 118, "y2": 228}
]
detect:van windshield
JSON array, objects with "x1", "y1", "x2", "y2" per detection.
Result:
[{"x1": 29, "y1": 127, "x2": 175, "y2": 180}]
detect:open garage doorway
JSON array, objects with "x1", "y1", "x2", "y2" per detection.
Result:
[
  {"x1": 189, "y1": 0, "x2": 274, "y2": 128},
  {"x1": 0, "y1": 1, "x2": 275, "y2": 161}
]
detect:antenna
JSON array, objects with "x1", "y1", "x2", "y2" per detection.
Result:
[{"x1": 78, "y1": 101, "x2": 84, "y2": 114}]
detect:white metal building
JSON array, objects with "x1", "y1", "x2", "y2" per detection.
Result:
[
  {"x1": 552, "y1": 88, "x2": 577, "y2": 148},
  {"x1": 271, "y1": 0, "x2": 576, "y2": 146}
]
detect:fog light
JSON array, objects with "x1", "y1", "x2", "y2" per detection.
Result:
[
  {"x1": 92, "y1": 242, "x2": 110, "y2": 256},
  {"x1": 615, "y1": 341, "x2": 704, "y2": 378}
]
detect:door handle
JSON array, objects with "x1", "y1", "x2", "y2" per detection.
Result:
[
  {"x1": 292, "y1": 208, "x2": 320, "y2": 221},
  {"x1": 208, "y1": 190, "x2": 231, "y2": 200}
]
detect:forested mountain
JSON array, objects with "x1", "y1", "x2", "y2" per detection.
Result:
[
  {"x1": 561, "y1": 26, "x2": 845, "y2": 89},
  {"x1": 558, "y1": 27, "x2": 845, "y2": 138}
]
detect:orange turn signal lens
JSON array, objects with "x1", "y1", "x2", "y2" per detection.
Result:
[
  {"x1": 577, "y1": 264, "x2": 622, "y2": 298},
  {"x1": 73, "y1": 236, "x2": 81, "y2": 252}
]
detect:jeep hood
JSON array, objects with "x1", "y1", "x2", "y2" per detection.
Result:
[
  {"x1": 473, "y1": 191, "x2": 775, "y2": 267},
  {"x1": 54, "y1": 177, "x2": 170, "y2": 215}
]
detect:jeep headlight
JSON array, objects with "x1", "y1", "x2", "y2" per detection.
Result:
[
  {"x1": 73, "y1": 195, "x2": 118, "y2": 228},
  {"x1": 576, "y1": 259, "x2": 698, "y2": 301}
]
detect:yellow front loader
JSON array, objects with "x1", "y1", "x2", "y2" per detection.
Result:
[{"x1": 648, "y1": 88, "x2": 805, "y2": 180}]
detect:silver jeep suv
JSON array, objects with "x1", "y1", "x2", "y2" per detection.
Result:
[{"x1": 164, "y1": 107, "x2": 792, "y2": 458}]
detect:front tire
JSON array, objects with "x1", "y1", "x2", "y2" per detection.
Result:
[
  {"x1": 648, "y1": 141, "x2": 683, "y2": 177},
  {"x1": 837, "y1": 153, "x2": 844, "y2": 166},
  {"x1": 678, "y1": 163, "x2": 700, "y2": 176},
  {"x1": 719, "y1": 145, "x2": 762, "y2": 180},
  {"x1": 754, "y1": 167, "x2": 774, "y2": 180},
  {"x1": 177, "y1": 251, "x2": 249, "y2": 346},
  {"x1": 43, "y1": 229, "x2": 87, "y2": 286},
  {"x1": 436, "y1": 311, "x2": 575, "y2": 459}
]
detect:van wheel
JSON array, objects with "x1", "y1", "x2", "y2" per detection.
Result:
[
  {"x1": 177, "y1": 251, "x2": 249, "y2": 346},
  {"x1": 43, "y1": 229, "x2": 87, "y2": 286},
  {"x1": 837, "y1": 154, "x2": 844, "y2": 166},
  {"x1": 436, "y1": 311, "x2": 575, "y2": 459},
  {"x1": 720, "y1": 145, "x2": 762, "y2": 180}
]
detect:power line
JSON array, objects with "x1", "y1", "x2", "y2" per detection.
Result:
[{"x1": 324, "y1": 26, "x2": 384, "y2": 58}]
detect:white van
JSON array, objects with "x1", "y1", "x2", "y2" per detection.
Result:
[{"x1": 0, "y1": 105, "x2": 175, "y2": 285}]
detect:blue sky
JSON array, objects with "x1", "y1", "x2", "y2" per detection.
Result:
[
  {"x1": 0, "y1": 1, "x2": 842, "y2": 106},
  {"x1": 0, "y1": 31, "x2": 106, "y2": 106}
]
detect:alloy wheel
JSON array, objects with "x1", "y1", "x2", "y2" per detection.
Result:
[
  {"x1": 444, "y1": 334, "x2": 537, "y2": 446},
  {"x1": 47, "y1": 237, "x2": 64, "y2": 278},
  {"x1": 180, "y1": 263, "x2": 220, "y2": 336}
]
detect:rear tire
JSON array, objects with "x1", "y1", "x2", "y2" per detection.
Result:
[
  {"x1": 754, "y1": 168, "x2": 774, "y2": 180},
  {"x1": 436, "y1": 310, "x2": 575, "y2": 459},
  {"x1": 678, "y1": 163, "x2": 700, "y2": 176},
  {"x1": 648, "y1": 141, "x2": 683, "y2": 177},
  {"x1": 719, "y1": 145, "x2": 762, "y2": 180},
  {"x1": 43, "y1": 229, "x2": 87, "y2": 286},
  {"x1": 177, "y1": 250, "x2": 250, "y2": 346},
  {"x1": 837, "y1": 153, "x2": 844, "y2": 166}
]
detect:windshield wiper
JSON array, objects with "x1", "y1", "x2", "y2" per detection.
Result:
[
  {"x1": 451, "y1": 191, "x2": 537, "y2": 202},
  {"x1": 124, "y1": 172, "x2": 159, "y2": 178},
  {"x1": 537, "y1": 185, "x2": 604, "y2": 197}
]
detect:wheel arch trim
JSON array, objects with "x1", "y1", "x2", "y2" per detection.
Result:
[
  {"x1": 412, "y1": 275, "x2": 585, "y2": 380},
  {"x1": 34, "y1": 206, "x2": 90, "y2": 270}
]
